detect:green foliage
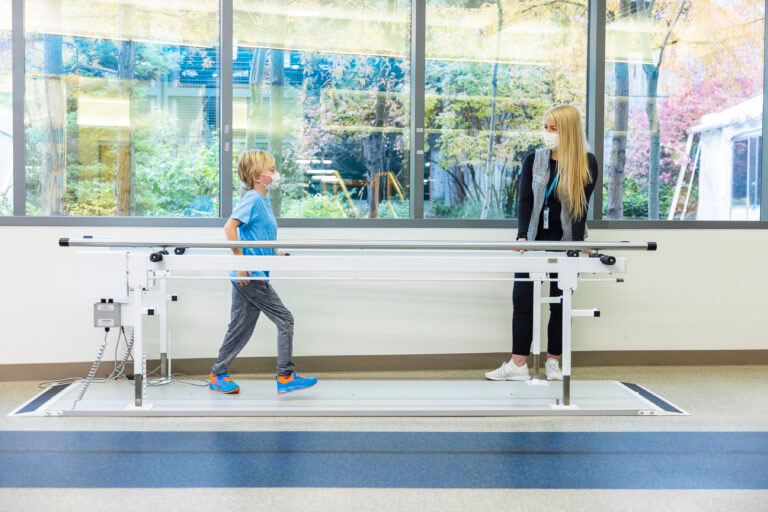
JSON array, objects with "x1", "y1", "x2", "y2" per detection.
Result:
[
  {"x1": 132, "y1": 118, "x2": 220, "y2": 216},
  {"x1": 424, "y1": 60, "x2": 554, "y2": 217},
  {"x1": 0, "y1": 184, "x2": 11, "y2": 215},
  {"x1": 25, "y1": 202, "x2": 42, "y2": 216},
  {"x1": 603, "y1": 176, "x2": 676, "y2": 219},
  {"x1": 66, "y1": 162, "x2": 116, "y2": 216},
  {"x1": 427, "y1": 198, "x2": 505, "y2": 219},
  {"x1": 376, "y1": 199, "x2": 410, "y2": 219},
  {"x1": 280, "y1": 193, "x2": 354, "y2": 218},
  {"x1": 23, "y1": 126, "x2": 45, "y2": 212},
  {"x1": 135, "y1": 45, "x2": 182, "y2": 80}
]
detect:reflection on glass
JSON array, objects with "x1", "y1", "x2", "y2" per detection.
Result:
[
  {"x1": 424, "y1": 0, "x2": 588, "y2": 219},
  {"x1": 24, "y1": 0, "x2": 220, "y2": 217},
  {"x1": 0, "y1": 0, "x2": 11, "y2": 215},
  {"x1": 604, "y1": 0, "x2": 764, "y2": 220},
  {"x1": 233, "y1": 0, "x2": 411, "y2": 219}
]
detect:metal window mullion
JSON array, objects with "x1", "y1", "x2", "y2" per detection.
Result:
[
  {"x1": 12, "y1": 0, "x2": 25, "y2": 216},
  {"x1": 586, "y1": 0, "x2": 605, "y2": 221},
  {"x1": 409, "y1": 0, "x2": 425, "y2": 219},
  {"x1": 219, "y1": 0, "x2": 233, "y2": 219},
  {"x1": 761, "y1": 2, "x2": 768, "y2": 221}
]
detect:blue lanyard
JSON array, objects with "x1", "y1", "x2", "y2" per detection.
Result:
[{"x1": 545, "y1": 174, "x2": 559, "y2": 206}]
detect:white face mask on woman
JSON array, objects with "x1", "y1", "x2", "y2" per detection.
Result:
[
  {"x1": 543, "y1": 131, "x2": 559, "y2": 150},
  {"x1": 260, "y1": 172, "x2": 281, "y2": 192}
]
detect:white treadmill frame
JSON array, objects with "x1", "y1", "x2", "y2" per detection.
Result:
[{"x1": 60, "y1": 237, "x2": 656, "y2": 411}]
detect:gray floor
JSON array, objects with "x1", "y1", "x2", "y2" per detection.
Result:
[
  {"x1": 2, "y1": 365, "x2": 768, "y2": 512},
  {"x1": 3, "y1": 488, "x2": 768, "y2": 512}
]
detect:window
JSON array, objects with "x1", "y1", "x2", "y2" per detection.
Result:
[
  {"x1": 604, "y1": 0, "x2": 764, "y2": 221},
  {"x1": 24, "y1": 0, "x2": 220, "y2": 217},
  {"x1": 730, "y1": 135, "x2": 761, "y2": 220},
  {"x1": 2, "y1": 0, "x2": 767, "y2": 225},
  {"x1": 0, "y1": 0, "x2": 11, "y2": 215},
  {"x1": 233, "y1": 0, "x2": 411, "y2": 219},
  {"x1": 424, "y1": 0, "x2": 588, "y2": 219}
]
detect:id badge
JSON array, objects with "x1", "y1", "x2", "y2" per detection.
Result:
[{"x1": 543, "y1": 207, "x2": 550, "y2": 230}]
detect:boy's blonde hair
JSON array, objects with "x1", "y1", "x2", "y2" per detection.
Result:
[
  {"x1": 546, "y1": 104, "x2": 592, "y2": 221},
  {"x1": 237, "y1": 150, "x2": 275, "y2": 192}
]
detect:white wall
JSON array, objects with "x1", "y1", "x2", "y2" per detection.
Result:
[{"x1": 0, "y1": 225, "x2": 766, "y2": 365}]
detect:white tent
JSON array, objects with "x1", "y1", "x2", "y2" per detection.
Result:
[{"x1": 670, "y1": 95, "x2": 762, "y2": 220}]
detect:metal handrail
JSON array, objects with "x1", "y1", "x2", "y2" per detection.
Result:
[{"x1": 59, "y1": 237, "x2": 657, "y2": 251}]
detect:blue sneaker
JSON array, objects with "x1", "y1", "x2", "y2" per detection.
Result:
[
  {"x1": 276, "y1": 372, "x2": 318, "y2": 395},
  {"x1": 209, "y1": 372, "x2": 240, "y2": 394}
]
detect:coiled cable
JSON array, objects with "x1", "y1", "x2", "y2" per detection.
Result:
[{"x1": 72, "y1": 329, "x2": 110, "y2": 409}]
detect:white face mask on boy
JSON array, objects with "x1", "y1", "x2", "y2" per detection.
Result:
[
  {"x1": 260, "y1": 173, "x2": 281, "y2": 192},
  {"x1": 543, "y1": 131, "x2": 559, "y2": 150}
]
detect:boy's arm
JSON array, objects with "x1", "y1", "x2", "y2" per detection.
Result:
[
  {"x1": 225, "y1": 218, "x2": 251, "y2": 284},
  {"x1": 224, "y1": 219, "x2": 244, "y2": 256}
]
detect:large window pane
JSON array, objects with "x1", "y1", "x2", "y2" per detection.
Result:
[
  {"x1": 0, "y1": 0, "x2": 11, "y2": 215},
  {"x1": 424, "y1": 0, "x2": 588, "y2": 219},
  {"x1": 234, "y1": 0, "x2": 411, "y2": 219},
  {"x1": 24, "y1": 0, "x2": 220, "y2": 217},
  {"x1": 604, "y1": 0, "x2": 764, "y2": 221}
]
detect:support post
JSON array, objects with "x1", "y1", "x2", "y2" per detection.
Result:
[
  {"x1": 761, "y1": 5, "x2": 768, "y2": 221},
  {"x1": 586, "y1": 0, "x2": 606, "y2": 220},
  {"x1": 409, "y1": 0, "x2": 425, "y2": 218},
  {"x1": 159, "y1": 279, "x2": 169, "y2": 380},
  {"x1": 12, "y1": 0, "x2": 25, "y2": 215},
  {"x1": 129, "y1": 293, "x2": 145, "y2": 407},
  {"x1": 220, "y1": 0, "x2": 233, "y2": 218},
  {"x1": 561, "y1": 288, "x2": 573, "y2": 406},
  {"x1": 531, "y1": 273, "x2": 543, "y2": 379}
]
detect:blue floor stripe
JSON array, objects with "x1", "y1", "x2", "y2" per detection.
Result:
[{"x1": 1, "y1": 431, "x2": 766, "y2": 489}]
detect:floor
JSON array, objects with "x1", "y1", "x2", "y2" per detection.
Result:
[{"x1": 1, "y1": 365, "x2": 767, "y2": 511}]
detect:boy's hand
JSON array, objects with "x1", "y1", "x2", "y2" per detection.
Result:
[
  {"x1": 278, "y1": 250, "x2": 290, "y2": 256},
  {"x1": 236, "y1": 270, "x2": 251, "y2": 285}
]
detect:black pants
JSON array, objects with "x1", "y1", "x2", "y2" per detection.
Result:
[{"x1": 512, "y1": 229, "x2": 564, "y2": 357}]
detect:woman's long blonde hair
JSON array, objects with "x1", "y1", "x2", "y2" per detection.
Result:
[
  {"x1": 237, "y1": 150, "x2": 274, "y2": 194},
  {"x1": 547, "y1": 105, "x2": 591, "y2": 221}
]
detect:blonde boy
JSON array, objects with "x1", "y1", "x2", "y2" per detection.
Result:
[{"x1": 209, "y1": 150, "x2": 318, "y2": 395}]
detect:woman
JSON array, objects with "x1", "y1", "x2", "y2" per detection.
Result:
[{"x1": 486, "y1": 104, "x2": 599, "y2": 381}]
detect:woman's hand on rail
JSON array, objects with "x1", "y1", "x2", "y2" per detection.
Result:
[
  {"x1": 236, "y1": 270, "x2": 251, "y2": 285},
  {"x1": 516, "y1": 238, "x2": 526, "y2": 253}
]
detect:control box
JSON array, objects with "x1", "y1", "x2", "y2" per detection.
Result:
[{"x1": 94, "y1": 300, "x2": 121, "y2": 328}]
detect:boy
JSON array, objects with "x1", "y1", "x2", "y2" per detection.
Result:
[{"x1": 210, "y1": 150, "x2": 317, "y2": 395}]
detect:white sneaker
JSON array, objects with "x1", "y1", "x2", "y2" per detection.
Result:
[
  {"x1": 485, "y1": 361, "x2": 531, "y2": 381},
  {"x1": 545, "y1": 358, "x2": 563, "y2": 381}
]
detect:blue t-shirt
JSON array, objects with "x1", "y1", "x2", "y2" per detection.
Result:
[{"x1": 229, "y1": 190, "x2": 277, "y2": 281}]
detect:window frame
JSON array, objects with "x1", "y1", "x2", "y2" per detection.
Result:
[{"x1": 2, "y1": 0, "x2": 767, "y2": 228}]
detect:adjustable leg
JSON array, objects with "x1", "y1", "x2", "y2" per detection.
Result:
[
  {"x1": 133, "y1": 319, "x2": 144, "y2": 408},
  {"x1": 531, "y1": 275, "x2": 542, "y2": 379},
  {"x1": 159, "y1": 279, "x2": 169, "y2": 381},
  {"x1": 561, "y1": 289, "x2": 572, "y2": 406},
  {"x1": 126, "y1": 290, "x2": 152, "y2": 410}
]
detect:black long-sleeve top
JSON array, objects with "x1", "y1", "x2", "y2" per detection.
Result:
[{"x1": 516, "y1": 151, "x2": 599, "y2": 241}]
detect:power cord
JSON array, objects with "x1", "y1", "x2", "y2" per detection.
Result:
[
  {"x1": 38, "y1": 327, "x2": 133, "y2": 391},
  {"x1": 40, "y1": 326, "x2": 210, "y2": 405},
  {"x1": 71, "y1": 329, "x2": 111, "y2": 409}
]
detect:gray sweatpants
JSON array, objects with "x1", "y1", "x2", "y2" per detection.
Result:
[{"x1": 212, "y1": 280, "x2": 295, "y2": 376}]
